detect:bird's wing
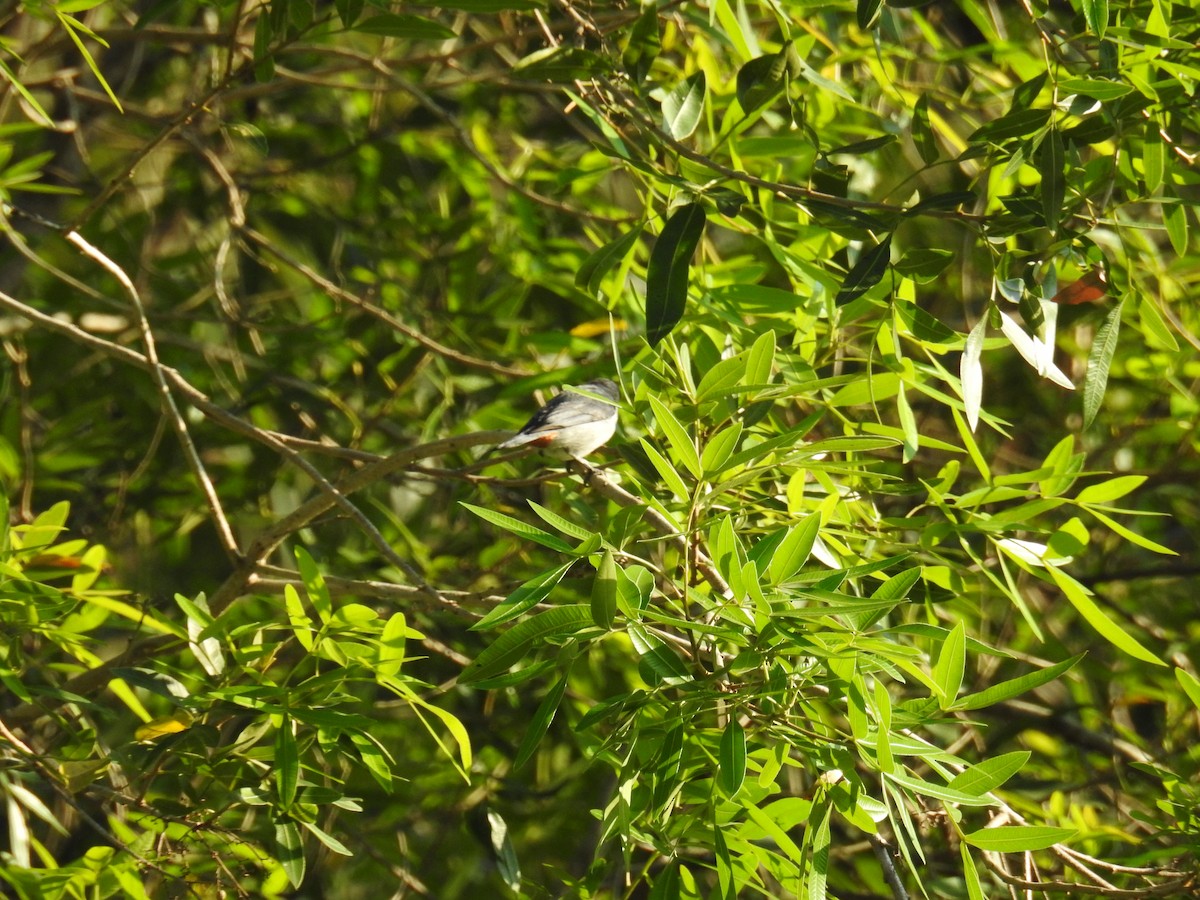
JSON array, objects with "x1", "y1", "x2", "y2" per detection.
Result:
[{"x1": 517, "y1": 394, "x2": 614, "y2": 434}]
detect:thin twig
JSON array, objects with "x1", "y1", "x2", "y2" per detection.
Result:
[
  {"x1": 869, "y1": 833, "x2": 910, "y2": 900},
  {"x1": 65, "y1": 230, "x2": 242, "y2": 561}
]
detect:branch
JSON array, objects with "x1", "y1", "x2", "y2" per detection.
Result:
[
  {"x1": 65, "y1": 230, "x2": 241, "y2": 561},
  {"x1": 570, "y1": 462, "x2": 733, "y2": 600}
]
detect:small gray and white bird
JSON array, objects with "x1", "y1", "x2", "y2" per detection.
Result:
[{"x1": 496, "y1": 379, "x2": 619, "y2": 460}]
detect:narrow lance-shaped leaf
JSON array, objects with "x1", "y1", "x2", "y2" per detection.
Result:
[
  {"x1": 275, "y1": 821, "x2": 305, "y2": 888},
  {"x1": 736, "y1": 45, "x2": 790, "y2": 114},
  {"x1": 857, "y1": 0, "x2": 883, "y2": 31},
  {"x1": 955, "y1": 316, "x2": 984, "y2": 434},
  {"x1": 645, "y1": 203, "x2": 705, "y2": 347},
  {"x1": 718, "y1": 719, "x2": 746, "y2": 795},
  {"x1": 962, "y1": 825, "x2": 1077, "y2": 852},
  {"x1": 911, "y1": 93, "x2": 939, "y2": 164},
  {"x1": 576, "y1": 225, "x2": 643, "y2": 295},
  {"x1": 1083, "y1": 299, "x2": 1123, "y2": 429},
  {"x1": 591, "y1": 550, "x2": 618, "y2": 629},
  {"x1": 1163, "y1": 196, "x2": 1189, "y2": 257},
  {"x1": 622, "y1": 5, "x2": 660, "y2": 84},
  {"x1": 513, "y1": 674, "x2": 569, "y2": 770},
  {"x1": 663, "y1": 71, "x2": 706, "y2": 140},
  {"x1": 932, "y1": 620, "x2": 966, "y2": 709},
  {"x1": 958, "y1": 653, "x2": 1083, "y2": 710},
  {"x1": 1041, "y1": 125, "x2": 1065, "y2": 235},
  {"x1": 459, "y1": 605, "x2": 593, "y2": 684},
  {"x1": 1045, "y1": 566, "x2": 1164, "y2": 666},
  {"x1": 835, "y1": 234, "x2": 892, "y2": 305},
  {"x1": 1082, "y1": 0, "x2": 1108, "y2": 37}
]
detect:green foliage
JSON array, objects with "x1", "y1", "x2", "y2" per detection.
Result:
[{"x1": 1, "y1": 0, "x2": 1199, "y2": 897}]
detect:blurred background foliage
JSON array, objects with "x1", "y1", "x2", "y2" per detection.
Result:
[{"x1": 0, "y1": 0, "x2": 1198, "y2": 896}]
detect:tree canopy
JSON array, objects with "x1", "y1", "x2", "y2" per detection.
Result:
[{"x1": 1, "y1": 0, "x2": 1198, "y2": 897}]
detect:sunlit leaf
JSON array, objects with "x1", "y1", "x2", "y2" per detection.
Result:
[
  {"x1": 663, "y1": 72, "x2": 706, "y2": 140},
  {"x1": 459, "y1": 605, "x2": 593, "y2": 683},
  {"x1": 962, "y1": 825, "x2": 1076, "y2": 852}
]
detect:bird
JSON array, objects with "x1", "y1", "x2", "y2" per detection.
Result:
[{"x1": 496, "y1": 379, "x2": 619, "y2": 460}]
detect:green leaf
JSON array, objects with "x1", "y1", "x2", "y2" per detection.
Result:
[
  {"x1": 1163, "y1": 198, "x2": 1189, "y2": 257},
  {"x1": 911, "y1": 93, "x2": 939, "y2": 163},
  {"x1": 575, "y1": 225, "x2": 643, "y2": 296},
  {"x1": 696, "y1": 354, "x2": 747, "y2": 401},
  {"x1": 623, "y1": 5, "x2": 661, "y2": 83},
  {"x1": 1138, "y1": 293, "x2": 1179, "y2": 351},
  {"x1": 856, "y1": 0, "x2": 883, "y2": 30},
  {"x1": 743, "y1": 800, "x2": 806, "y2": 863},
  {"x1": 932, "y1": 620, "x2": 966, "y2": 709},
  {"x1": 947, "y1": 751, "x2": 1030, "y2": 796},
  {"x1": 702, "y1": 422, "x2": 743, "y2": 476},
  {"x1": 275, "y1": 821, "x2": 306, "y2": 888},
  {"x1": 591, "y1": 550, "x2": 618, "y2": 629},
  {"x1": 894, "y1": 249, "x2": 955, "y2": 284},
  {"x1": 634, "y1": 635, "x2": 691, "y2": 684},
  {"x1": 969, "y1": 108, "x2": 1051, "y2": 143},
  {"x1": 744, "y1": 329, "x2": 776, "y2": 388},
  {"x1": 55, "y1": 13, "x2": 122, "y2": 112},
  {"x1": 645, "y1": 202, "x2": 705, "y2": 346},
  {"x1": 906, "y1": 191, "x2": 976, "y2": 214},
  {"x1": 354, "y1": 14, "x2": 456, "y2": 38},
  {"x1": 486, "y1": 808, "x2": 522, "y2": 892},
  {"x1": 718, "y1": 719, "x2": 746, "y2": 796},
  {"x1": 1177, "y1": 668, "x2": 1200, "y2": 712},
  {"x1": 334, "y1": 0, "x2": 364, "y2": 25},
  {"x1": 958, "y1": 653, "x2": 1084, "y2": 710},
  {"x1": 1045, "y1": 566, "x2": 1165, "y2": 666},
  {"x1": 736, "y1": 48, "x2": 789, "y2": 114},
  {"x1": 640, "y1": 438, "x2": 690, "y2": 499},
  {"x1": 1082, "y1": 300, "x2": 1123, "y2": 429},
  {"x1": 295, "y1": 546, "x2": 332, "y2": 624},
  {"x1": 513, "y1": 674, "x2": 569, "y2": 769},
  {"x1": 896, "y1": 384, "x2": 917, "y2": 463},
  {"x1": 1057, "y1": 77, "x2": 1130, "y2": 100},
  {"x1": 962, "y1": 825, "x2": 1076, "y2": 852},
  {"x1": 647, "y1": 863, "x2": 680, "y2": 900},
  {"x1": 872, "y1": 567, "x2": 921, "y2": 601},
  {"x1": 459, "y1": 605, "x2": 593, "y2": 683},
  {"x1": 284, "y1": 585, "x2": 314, "y2": 651},
  {"x1": 527, "y1": 502, "x2": 595, "y2": 543},
  {"x1": 472, "y1": 562, "x2": 572, "y2": 630},
  {"x1": 460, "y1": 503, "x2": 574, "y2": 553},
  {"x1": 961, "y1": 844, "x2": 986, "y2": 900},
  {"x1": 829, "y1": 134, "x2": 896, "y2": 155},
  {"x1": 1087, "y1": 507, "x2": 1177, "y2": 555},
  {"x1": 1041, "y1": 125, "x2": 1065, "y2": 235},
  {"x1": 1076, "y1": 475, "x2": 1146, "y2": 505},
  {"x1": 835, "y1": 234, "x2": 892, "y2": 305},
  {"x1": 300, "y1": 820, "x2": 353, "y2": 857},
  {"x1": 663, "y1": 72, "x2": 706, "y2": 140},
  {"x1": 884, "y1": 770, "x2": 994, "y2": 806},
  {"x1": 1081, "y1": 0, "x2": 1108, "y2": 38},
  {"x1": 649, "y1": 395, "x2": 702, "y2": 479},
  {"x1": 767, "y1": 515, "x2": 821, "y2": 586},
  {"x1": 1142, "y1": 125, "x2": 1164, "y2": 194},
  {"x1": 807, "y1": 804, "x2": 832, "y2": 898},
  {"x1": 378, "y1": 612, "x2": 417, "y2": 678}
]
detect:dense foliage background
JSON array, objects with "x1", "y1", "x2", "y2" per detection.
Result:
[{"x1": 1, "y1": 0, "x2": 1198, "y2": 896}]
